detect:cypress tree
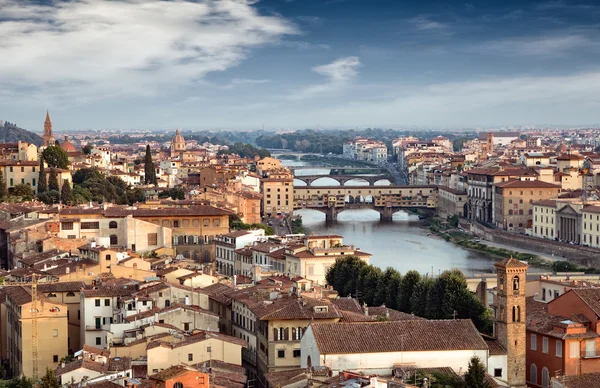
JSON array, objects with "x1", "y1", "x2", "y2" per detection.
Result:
[
  {"x1": 38, "y1": 156, "x2": 47, "y2": 194},
  {"x1": 464, "y1": 356, "x2": 490, "y2": 388},
  {"x1": 0, "y1": 169, "x2": 6, "y2": 200},
  {"x1": 49, "y1": 168, "x2": 59, "y2": 192},
  {"x1": 60, "y1": 180, "x2": 72, "y2": 205},
  {"x1": 144, "y1": 145, "x2": 157, "y2": 185}
]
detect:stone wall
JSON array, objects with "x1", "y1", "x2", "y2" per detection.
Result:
[{"x1": 463, "y1": 220, "x2": 600, "y2": 267}]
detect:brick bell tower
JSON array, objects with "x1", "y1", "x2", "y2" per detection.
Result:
[
  {"x1": 43, "y1": 110, "x2": 55, "y2": 146},
  {"x1": 494, "y1": 257, "x2": 528, "y2": 388}
]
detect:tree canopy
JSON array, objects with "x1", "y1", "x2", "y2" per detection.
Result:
[
  {"x1": 325, "y1": 256, "x2": 492, "y2": 333},
  {"x1": 218, "y1": 142, "x2": 270, "y2": 159},
  {"x1": 42, "y1": 145, "x2": 70, "y2": 169},
  {"x1": 72, "y1": 168, "x2": 144, "y2": 205}
]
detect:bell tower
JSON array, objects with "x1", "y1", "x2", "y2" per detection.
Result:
[
  {"x1": 43, "y1": 111, "x2": 55, "y2": 146},
  {"x1": 494, "y1": 257, "x2": 528, "y2": 388}
]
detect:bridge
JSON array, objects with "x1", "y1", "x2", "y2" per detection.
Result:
[
  {"x1": 294, "y1": 185, "x2": 438, "y2": 222},
  {"x1": 290, "y1": 167, "x2": 386, "y2": 174},
  {"x1": 294, "y1": 174, "x2": 393, "y2": 186},
  {"x1": 268, "y1": 150, "x2": 322, "y2": 160}
]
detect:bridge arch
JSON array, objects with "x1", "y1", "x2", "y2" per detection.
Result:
[{"x1": 373, "y1": 178, "x2": 392, "y2": 186}]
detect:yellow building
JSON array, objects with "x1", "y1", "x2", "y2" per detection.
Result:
[
  {"x1": 256, "y1": 157, "x2": 282, "y2": 174},
  {"x1": 581, "y1": 205, "x2": 600, "y2": 248},
  {"x1": 4, "y1": 286, "x2": 68, "y2": 378},
  {"x1": 146, "y1": 331, "x2": 246, "y2": 374},
  {"x1": 38, "y1": 282, "x2": 84, "y2": 354},
  {"x1": 0, "y1": 160, "x2": 39, "y2": 192},
  {"x1": 261, "y1": 169, "x2": 294, "y2": 216}
]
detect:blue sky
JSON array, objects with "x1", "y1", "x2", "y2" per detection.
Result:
[{"x1": 1, "y1": 0, "x2": 600, "y2": 131}]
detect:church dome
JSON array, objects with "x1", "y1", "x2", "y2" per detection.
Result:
[
  {"x1": 172, "y1": 129, "x2": 185, "y2": 144},
  {"x1": 61, "y1": 135, "x2": 76, "y2": 152},
  {"x1": 555, "y1": 143, "x2": 567, "y2": 154}
]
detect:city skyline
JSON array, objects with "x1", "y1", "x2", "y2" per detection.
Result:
[{"x1": 2, "y1": 0, "x2": 600, "y2": 130}]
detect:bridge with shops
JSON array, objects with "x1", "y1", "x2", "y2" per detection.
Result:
[
  {"x1": 294, "y1": 185, "x2": 438, "y2": 222},
  {"x1": 291, "y1": 167, "x2": 393, "y2": 186}
]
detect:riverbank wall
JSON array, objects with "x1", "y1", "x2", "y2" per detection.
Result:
[{"x1": 462, "y1": 221, "x2": 600, "y2": 267}]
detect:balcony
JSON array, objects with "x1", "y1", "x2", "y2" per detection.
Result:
[
  {"x1": 582, "y1": 351, "x2": 600, "y2": 359},
  {"x1": 86, "y1": 325, "x2": 109, "y2": 331}
]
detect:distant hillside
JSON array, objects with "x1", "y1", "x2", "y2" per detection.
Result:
[{"x1": 0, "y1": 121, "x2": 43, "y2": 146}]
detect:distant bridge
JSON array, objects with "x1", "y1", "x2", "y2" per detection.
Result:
[
  {"x1": 294, "y1": 185, "x2": 438, "y2": 222},
  {"x1": 294, "y1": 174, "x2": 393, "y2": 186},
  {"x1": 290, "y1": 167, "x2": 386, "y2": 174},
  {"x1": 268, "y1": 150, "x2": 322, "y2": 160}
]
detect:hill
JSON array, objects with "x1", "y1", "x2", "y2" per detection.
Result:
[{"x1": 0, "y1": 121, "x2": 43, "y2": 146}]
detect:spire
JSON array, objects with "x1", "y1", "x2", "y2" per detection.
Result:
[
  {"x1": 43, "y1": 110, "x2": 54, "y2": 146},
  {"x1": 45, "y1": 110, "x2": 51, "y2": 125}
]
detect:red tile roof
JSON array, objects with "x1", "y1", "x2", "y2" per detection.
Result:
[{"x1": 309, "y1": 320, "x2": 487, "y2": 354}]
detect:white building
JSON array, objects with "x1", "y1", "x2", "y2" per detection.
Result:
[
  {"x1": 214, "y1": 230, "x2": 266, "y2": 276},
  {"x1": 301, "y1": 320, "x2": 498, "y2": 379}
]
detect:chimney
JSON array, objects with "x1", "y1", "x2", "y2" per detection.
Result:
[
  {"x1": 91, "y1": 241, "x2": 97, "y2": 248},
  {"x1": 363, "y1": 302, "x2": 369, "y2": 316},
  {"x1": 66, "y1": 267, "x2": 70, "y2": 274}
]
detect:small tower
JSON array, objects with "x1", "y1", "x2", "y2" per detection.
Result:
[
  {"x1": 487, "y1": 132, "x2": 494, "y2": 154},
  {"x1": 170, "y1": 129, "x2": 185, "y2": 157},
  {"x1": 494, "y1": 257, "x2": 528, "y2": 388},
  {"x1": 43, "y1": 111, "x2": 55, "y2": 146}
]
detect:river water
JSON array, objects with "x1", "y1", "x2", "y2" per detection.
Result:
[{"x1": 283, "y1": 159, "x2": 545, "y2": 275}]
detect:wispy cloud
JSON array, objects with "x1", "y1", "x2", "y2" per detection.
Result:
[
  {"x1": 291, "y1": 56, "x2": 361, "y2": 100},
  {"x1": 0, "y1": 0, "x2": 296, "y2": 104},
  {"x1": 222, "y1": 78, "x2": 271, "y2": 89},
  {"x1": 296, "y1": 16, "x2": 325, "y2": 25},
  {"x1": 474, "y1": 34, "x2": 595, "y2": 56},
  {"x1": 408, "y1": 15, "x2": 449, "y2": 31}
]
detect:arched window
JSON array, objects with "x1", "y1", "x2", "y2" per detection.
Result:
[
  {"x1": 47, "y1": 293, "x2": 57, "y2": 298},
  {"x1": 530, "y1": 364, "x2": 537, "y2": 384},
  {"x1": 165, "y1": 299, "x2": 170, "y2": 307},
  {"x1": 508, "y1": 210, "x2": 513, "y2": 215},
  {"x1": 512, "y1": 306, "x2": 517, "y2": 322},
  {"x1": 519, "y1": 209, "x2": 524, "y2": 215},
  {"x1": 66, "y1": 292, "x2": 75, "y2": 297},
  {"x1": 509, "y1": 223, "x2": 513, "y2": 228},
  {"x1": 110, "y1": 235, "x2": 118, "y2": 246},
  {"x1": 542, "y1": 367, "x2": 549, "y2": 388},
  {"x1": 513, "y1": 276, "x2": 520, "y2": 291},
  {"x1": 517, "y1": 305, "x2": 521, "y2": 322},
  {"x1": 174, "y1": 383, "x2": 183, "y2": 388},
  {"x1": 509, "y1": 199, "x2": 513, "y2": 204},
  {"x1": 109, "y1": 221, "x2": 118, "y2": 229}
]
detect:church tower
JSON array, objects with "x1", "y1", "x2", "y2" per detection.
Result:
[
  {"x1": 487, "y1": 132, "x2": 494, "y2": 154},
  {"x1": 170, "y1": 129, "x2": 185, "y2": 157},
  {"x1": 494, "y1": 257, "x2": 528, "y2": 388},
  {"x1": 43, "y1": 111, "x2": 55, "y2": 146}
]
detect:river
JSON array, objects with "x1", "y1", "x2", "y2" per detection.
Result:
[{"x1": 282, "y1": 159, "x2": 546, "y2": 275}]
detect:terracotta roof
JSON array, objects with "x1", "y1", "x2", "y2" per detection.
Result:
[
  {"x1": 309, "y1": 320, "x2": 488, "y2": 354},
  {"x1": 532, "y1": 200, "x2": 557, "y2": 207},
  {"x1": 86, "y1": 381, "x2": 123, "y2": 388},
  {"x1": 331, "y1": 297, "x2": 363, "y2": 314},
  {"x1": 367, "y1": 306, "x2": 425, "y2": 321},
  {"x1": 495, "y1": 179, "x2": 561, "y2": 189},
  {"x1": 38, "y1": 281, "x2": 84, "y2": 293},
  {"x1": 581, "y1": 206, "x2": 600, "y2": 214},
  {"x1": 571, "y1": 288, "x2": 600, "y2": 317},
  {"x1": 148, "y1": 330, "x2": 247, "y2": 350},
  {"x1": 552, "y1": 372, "x2": 600, "y2": 388},
  {"x1": 526, "y1": 297, "x2": 598, "y2": 340},
  {"x1": 484, "y1": 338, "x2": 507, "y2": 356},
  {"x1": 264, "y1": 369, "x2": 309, "y2": 388},
  {"x1": 254, "y1": 297, "x2": 343, "y2": 320},
  {"x1": 55, "y1": 358, "x2": 107, "y2": 376},
  {"x1": 494, "y1": 257, "x2": 528, "y2": 268},
  {"x1": 125, "y1": 303, "x2": 218, "y2": 322},
  {"x1": 82, "y1": 284, "x2": 138, "y2": 298},
  {"x1": 150, "y1": 365, "x2": 199, "y2": 382}
]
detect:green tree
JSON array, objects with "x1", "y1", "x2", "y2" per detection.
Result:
[
  {"x1": 7, "y1": 376, "x2": 33, "y2": 388},
  {"x1": 374, "y1": 267, "x2": 402, "y2": 308},
  {"x1": 82, "y1": 144, "x2": 93, "y2": 155},
  {"x1": 464, "y1": 356, "x2": 490, "y2": 388},
  {"x1": 48, "y1": 169, "x2": 59, "y2": 191},
  {"x1": 61, "y1": 180, "x2": 72, "y2": 205},
  {"x1": 397, "y1": 270, "x2": 421, "y2": 313},
  {"x1": 410, "y1": 277, "x2": 433, "y2": 317},
  {"x1": 38, "y1": 367, "x2": 60, "y2": 388},
  {"x1": 12, "y1": 183, "x2": 34, "y2": 200},
  {"x1": 158, "y1": 187, "x2": 185, "y2": 200},
  {"x1": 144, "y1": 145, "x2": 157, "y2": 185},
  {"x1": 0, "y1": 169, "x2": 6, "y2": 200},
  {"x1": 325, "y1": 256, "x2": 369, "y2": 298},
  {"x1": 356, "y1": 265, "x2": 382, "y2": 306},
  {"x1": 37, "y1": 157, "x2": 47, "y2": 194},
  {"x1": 41, "y1": 145, "x2": 69, "y2": 169}
]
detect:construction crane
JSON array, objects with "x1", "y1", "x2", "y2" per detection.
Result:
[{"x1": 0, "y1": 273, "x2": 57, "y2": 380}]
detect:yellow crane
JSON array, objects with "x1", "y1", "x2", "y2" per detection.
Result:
[{"x1": 0, "y1": 273, "x2": 57, "y2": 380}]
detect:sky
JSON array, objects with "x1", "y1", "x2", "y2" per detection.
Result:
[{"x1": 1, "y1": 0, "x2": 600, "y2": 131}]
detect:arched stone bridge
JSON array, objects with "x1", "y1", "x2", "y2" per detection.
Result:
[
  {"x1": 294, "y1": 174, "x2": 393, "y2": 186},
  {"x1": 294, "y1": 185, "x2": 438, "y2": 222}
]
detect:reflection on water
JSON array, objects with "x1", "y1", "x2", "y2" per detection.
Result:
[{"x1": 282, "y1": 158, "x2": 545, "y2": 275}]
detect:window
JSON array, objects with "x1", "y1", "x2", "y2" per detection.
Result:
[
  {"x1": 53, "y1": 329, "x2": 58, "y2": 337},
  {"x1": 110, "y1": 234, "x2": 118, "y2": 246},
  {"x1": 542, "y1": 367, "x2": 549, "y2": 388},
  {"x1": 184, "y1": 322, "x2": 190, "y2": 331},
  {"x1": 106, "y1": 254, "x2": 111, "y2": 261},
  {"x1": 556, "y1": 341, "x2": 563, "y2": 357},
  {"x1": 81, "y1": 222, "x2": 99, "y2": 230},
  {"x1": 188, "y1": 353, "x2": 193, "y2": 361},
  {"x1": 277, "y1": 350, "x2": 285, "y2": 358},
  {"x1": 174, "y1": 383, "x2": 183, "y2": 388},
  {"x1": 104, "y1": 299, "x2": 110, "y2": 306},
  {"x1": 147, "y1": 233, "x2": 158, "y2": 246},
  {"x1": 96, "y1": 337, "x2": 101, "y2": 345},
  {"x1": 530, "y1": 364, "x2": 537, "y2": 384},
  {"x1": 95, "y1": 299, "x2": 101, "y2": 307},
  {"x1": 53, "y1": 355, "x2": 58, "y2": 363},
  {"x1": 531, "y1": 334, "x2": 537, "y2": 350},
  {"x1": 586, "y1": 339, "x2": 596, "y2": 357},
  {"x1": 494, "y1": 368, "x2": 502, "y2": 378},
  {"x1": 513, "y1": 276, "x2": 520, "y2": 291},
  {"x1": 213, "y1": 219, "x2": 220, "y2": 227},
  {"x1": 293, "y1": 349, "x2": 301, "y2": 358},
  {"x1": 61, "y1": 222, "x2": 74, "y2": 230},
  {"x1": 570, "y1": 341, "x2": 580, "y2": 358},
  {"x1": 109, "y1": 221, "x2": 118, "y2": 229},
  {"x1": 203, "y1": 218, "x2": 210, "y2": 227},
  {"x1": 173, "y1": 220, "x2": 179, "y2": 228},
  {"x1": 32, "y1": 178, "x2": 36, "y2": 187},
  {"x1": 308, "y1": 265, "x2": 314, "y2": 276},
  {"x1": 542, "y1": 337, "x2": 549, "y2": 353}
]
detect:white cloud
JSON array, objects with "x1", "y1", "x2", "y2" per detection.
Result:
[
  {"x1": 408, "y1": 16, "x2": 449, "y2": 31},
  {"x1": 476, "y1": 34, "x2": 595, "y2": 56},
  {"x1": 291, "y1": 56, "x2": 360, "y2": 100},
  {"x1": 305, "y1": 70, "x2": 600, "y2": 127},
  {"x1": 0, "y1": 0, "x2": 296, "y2": 103},
  {"x1": 222, "y1": 78, "x2": 271, "y2": 89}
]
